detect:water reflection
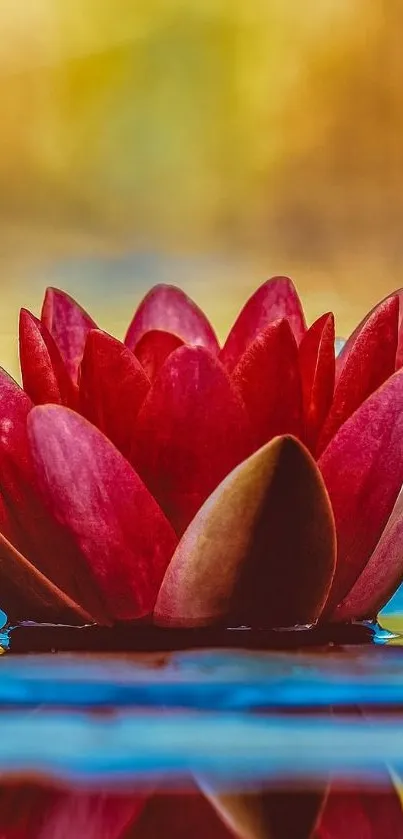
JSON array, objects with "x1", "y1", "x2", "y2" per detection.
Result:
[
  {"x1": 0, "y1": 735, "x2": 401, "y2": 837},
  {"x1": 0, "y1": 780, "x2": 401, "y2": 839},
  {"x1": 1, "y1": 705, "x2": 403, "y2": 786},
  {"x1": 0, "y1": 649, "x2": 402, "y2": 780},
  {"x1": 1, "y1": 622, "x2": 403, "y2": 835},
  {"x1": 0, "y1": 647, "x2": 402, "y2": 835},
  {"x1": 0, "y1": 647, "x2": 402, "y2": 709}
]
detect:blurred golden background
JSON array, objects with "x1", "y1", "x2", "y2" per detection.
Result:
[{"x1": 0, "y1": 0, "x2": 402, "y2": 375}]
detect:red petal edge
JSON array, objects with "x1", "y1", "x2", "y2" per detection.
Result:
[
  {"x1": 232, "y1": 319, "x2": 303, "y2": 448},
  {"x1": 220, "y1": 277, "x2": 306, "y2": 372},
  {"x1": 319, "y1": 367, "x2": 403, "y2": 617},
  {"x1": 41, "y1": 287, "x2": 97, "y2": 383},
  {"x1": 299, "y1": 313, "x2": 335, "y2": 453},
  {"x1": 134, "y1": 329, "x2": 184, "y2": 380},
  {"x1": 80, "y1": 330, "x2": 150, "y2": 459},
  {"x1": 334, "y1": 488, "x2": 403, "y2": 621},
  {"x1": 19, "y1": 309, "x2": 78, "y2": 408},
  {"x1": 124, "y1": 284, "x2": 219, "y2": 354},
  {"x1": 131, "y1": 346, "x2": 254, "y2": 535},
  {"x1": 28, "y1": 405, "x2": 178, "y2": 621},
  {"x1": 317, "y1": 296, "x2": 399, "y2": 455}
]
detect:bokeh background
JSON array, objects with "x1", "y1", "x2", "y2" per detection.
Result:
[{"x1": 0, "y1": 0, "x2": 402, "y2": 375}]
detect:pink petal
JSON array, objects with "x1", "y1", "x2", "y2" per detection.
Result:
[
  {"x1": 0, "y1": 784, "x2": 145, "y2": 839},
  {"x1": 317, "y1": 296, "x2": 399, "y2": 455},
  {"x1": 319, "y1": 367, "x2": 403, "y2": 617},
  {"x1": 0, "y1": 529, "x2": 91, "y2": 624},
  {"x1": 131, "y1": 346, "x2": 254, "y2": 535},
  {"x1": 134, "y1": 329, "x2": 184, "y2": 380},
  {"x1": 334, "y1": 488, "x2": 403, "y2": 621},
  {"x1": 299, "y1": 313, "x2": 335, "y2": 453},
  {"x1": 220, "y1": 277, "x2": 306, "y2": 372},
  {"x1": 316, "y1": 785, "x2": 403, "y2": 839},
  {"x1": 0, "y1": 369, "x2": 107, "y2": 623},
  {"x1": 80, "y1": 330, "x2": 150, "y2": 460},
  {"x1": 41, "y1": 287, "x2": 97, "y2": 384},
  {"x1": 28, "y1": 406, "x2": 178, "y2": 622},
  {"x1": 155, "y1": 436, "x2": 336, "y2": 628},
  {"x1": 124, "y1": 284, "x2": 219, "y2": 354},
  {"x1": 231, "y1": 319, "x2": 303, "y2": 448},
  {"x1": 19, "y1": 309, "x2": 78, "y2": 408}
]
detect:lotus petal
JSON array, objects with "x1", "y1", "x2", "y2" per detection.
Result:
[
  {"x1": 334, "y1": 488, "x2": 403, "y2": 621},
  {"x1": 155, "y1": 436, "x2": 336, "y2": 628},
  {"x1": 319, "y1": 368, "x2": 403, "y2": 616},
  {"x1": 0, "y1": 366, "x2": 34, "y2": 455},
  {"x1": 80, "y1": 330, "x2": 150, "y2": 459},
  {"x1": 220, "y1": 277, "x2": 306, "y2": 372},
  {"x1": 0, "y1": 784, "x2": 145, "y2": 839},
  {"x1": 0, "y1": 370, "x2": 107, "y2": 622},
  {"x1": 41, "y1": 287, "x2": 97, "y2": 383},
  {"x1": 28, "y1": 406, "x2": 178, "y2": 621},
  {"x1": 232, "y1": 319, "x2": 303, "y2": 448},
  {"x1": 19, "y1": 309, "x2": 78, "y2": 408},
  {"x1": 299, "y1": 313, "x2": 335, "y2": 453},
  {"x1": 335, "y1": 295, "x2": 399, "y2": 380},
  {"x1": 317, "y1": 296, "x2": 399, "y2": 455},
  {"x1": 204, "y1": 789, "x2": 326, "y2": 839},
  {"x1": 134, "y1": 329, "x2": 184, "y2": 380},
  {"x1": 132, "y1": 346, "x2": 254, "y2": 535},
  {"x1": 337, "y1": 288, "x2": 403, "y2": 372},
  {"x1": 0, "y1": 369, "x2": 33, "y2": 515},
  {"x1": 0, "y1": 529, "x2": 90, "y2": 624},
  {"x1": 315, "y1": 785, "x2": 403, "y2": 838},
  {"x1": 124, "y1": 284, "x2": 219, "y2": 354}
]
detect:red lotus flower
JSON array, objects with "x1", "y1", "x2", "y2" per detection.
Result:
[{"x1": 1, "y1": 277, "x2": 403, "y2": 628}]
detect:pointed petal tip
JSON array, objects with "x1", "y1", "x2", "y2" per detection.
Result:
[
  {"x1": 317, "y1": 294, "x2": 399, "y2": 455},
  {"x1": 232, "y1": 318, "x2": 303, "y2": 447},
  {"x1": 79, "y1": 330, "x2": 150, "y2": 456},
  {"x1": 220, "y1": 276, "x2": 306, "y2": 372},
  {"x1": 19, "y1": 309, "x2": 78, "y2": 407},
  {"x1": 42, "y1": 285, "x2": 87, "y2": 307},
  {"x1": 134, "y1": 329, "x2": 185, "y2": 380},
  {"x1": 299, "y1": 312, "x2": 335, "y2": 452},
  {"x1": 125, "y1": 283, "x2": 219, "y2": 354},
  {"x1": 155, "y1": 433, "x2": 336, "y2": 629},
  {"x1": 41, "y1": 287, "x2": 97, "y2": 383}
]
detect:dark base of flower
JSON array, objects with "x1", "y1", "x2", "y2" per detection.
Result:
[{"x1": 3, "y1": 619, "x2": 394, "y2": 654}]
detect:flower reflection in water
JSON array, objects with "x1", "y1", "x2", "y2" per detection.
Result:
[
  {"x1": 0, "y1": 650, "x2": 402, "y2": 837},
  {"x1": 0, "y1": 778, "x2": 402, "y2": 838}
]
